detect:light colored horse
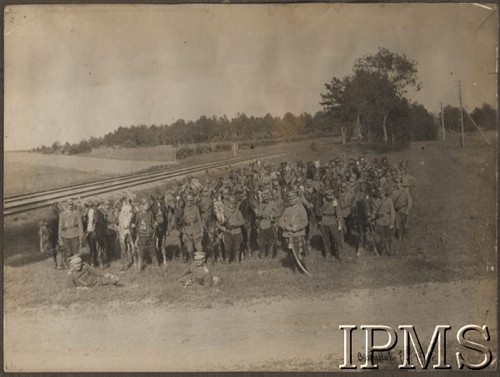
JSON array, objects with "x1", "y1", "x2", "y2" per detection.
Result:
[{"x1": 117, "y1": 202, "x2": 136, "y2": 269}]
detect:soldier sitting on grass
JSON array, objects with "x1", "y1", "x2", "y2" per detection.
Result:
[
  {"x1": 68, "y1": 255, "x2": 120, "y2": 289},
  {"x1": 176, "y1": 252, "x2": 220, "y2": 287}
]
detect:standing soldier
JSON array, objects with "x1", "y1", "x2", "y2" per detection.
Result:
[
  {"x1": 133, "y1": 198, "x2": 159, "y2": 271},
  {"x1": 392, "y1": 178, "x2": 413, "y2": 240},
  {"x1": 279, "y1": 190, "x2": 309, "y2": 272},
  {"x1": 47, "y1": 202, "x2": 62, "y2": 269},
  {"x1": 339, "y1": 182, "x2": 353, "y2": 244},
  {"x1": 181, "y1": 193, "x2": 204, "y2": 263},
  {"x1": 372, "y1": 187, "x2": 396, "y2": 256},
  {"x1": 218, "y1": 196, "x2": 245, "y2": 263},
  {"x1": 318, "y1": 189, "x2": 344, "y2": 260},
  {"x1": 254, "y1": 190, "x2": 281, "y2": 259},
  {"x1": 58, "y1": 198, "x2": 83, "y2": 269}
]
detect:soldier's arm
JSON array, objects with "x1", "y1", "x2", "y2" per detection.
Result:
[
  {"x1": 58, "y1": 215, "x2": 63, "y2": 244},
  {"x1": 389, "y1": 199, "x2": 396, "y2": 228},
  {"x1": 406, "y1": 190, "x2": 413, "y2": 212},
  {"x1": 77, "y1": 214, "x2": 84, "y2": 243}
]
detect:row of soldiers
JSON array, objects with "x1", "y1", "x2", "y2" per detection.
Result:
[{"x1": 40, "y1": 155, "x2": 413, "y2": 276}]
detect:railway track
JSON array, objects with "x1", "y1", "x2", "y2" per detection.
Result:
[{"x1": 4, "y1": 152, "x2": 285, "y2": 216}]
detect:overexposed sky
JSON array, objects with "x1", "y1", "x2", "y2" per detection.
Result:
[{"x1": 4, "y1": 3, "x2": 497, "y2": 150}]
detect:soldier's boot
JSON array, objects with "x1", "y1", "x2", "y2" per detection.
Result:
[
  {"x1": 388, "y1": 241, "x2": 394, "y2": 256},
  {"x1": 52, "y1": 249, "x2": 58, "y2": 269},
  {"x1": 402, "y1": 228, "x2": 408, "y2": 240},
  {"x1": 273, "y1": 244, "x2": 279, "y2": 259},
  {"x1": 304, "y1": 241, "x2": 310, "y2": 257},
  {"x1": 336, "y1": 241, "x2": 343, "y2": 261},
  {"x1": 137, "y1": 252, "x2": 144, "y2": 272},
  {"x1": 235, "y1": 249, "x2": 241, "y2": 264},
  {"x1": 265, "y1": 243, "x2": 274, "y2": 259}
]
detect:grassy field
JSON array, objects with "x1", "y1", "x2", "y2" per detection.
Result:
[
  {"x1": 4, "y1": 132, "x2": 497, "y2": 308},
  {"x1": 3, "y1": 151, "x2": 177, "y2": 197},
  {"x1": 87, "y1": 145, "x2": 176, "y2": 161},
  {"x1": 3, "y1": 133, "x2": 497, "y2": 371}
]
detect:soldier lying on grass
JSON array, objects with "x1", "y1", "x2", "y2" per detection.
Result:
[{"x1": 68, "y1": 255, "x2": 121, "y2": 289}]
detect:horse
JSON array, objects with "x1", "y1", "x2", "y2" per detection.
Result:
[
  {"x1": 117, "y1": 200, "x2": 136, "y2": 269},
  {"x1": 150, "y1": 196, "x2": 169, "y2": 265},
  {"x1": 85, "y1": 206, "x2": 108, "y2": 269},
  {"x1": 238, "y1": 193, "x2": 256, "y2": 258},
  {"x1": 350, "y1": 188, "x2": 375, "y2": 254}
]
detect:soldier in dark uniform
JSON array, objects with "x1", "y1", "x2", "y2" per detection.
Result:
[
  {"x1": 392, "y1": 178, "x2": 413, "y2": 240},
  {"x1": 58, "y1": 198, "x2": 83, "y2": 269},
  {"x1": 132, "y1": 198, "x2": 159, "y2": 271},
  {"x1": 176, "y1": 252, "x2": 218, "y2": 287},
  {"x1": 46, "y1": 202, "x2": 62, "y2": 268},
  {"x1": 218, "y1": 196, "x2": 245, "y2": 263},
  {"x1": 372, "y1": 187, "x2": 396, "y2": 256},
  {"x1": 339, "y1": 182, "x2": 353, "y2": 244},
  {"x1": 255, "y1": 190, "x2": 281, "y2": 259},
  {"x1": 68, "y1": 255, "x2": 119, "y2": 288},
  {"x1": 318, "y1": 189, "x2": 343, "y2": 260}
]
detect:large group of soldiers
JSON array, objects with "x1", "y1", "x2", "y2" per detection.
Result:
[{"x1": 41, "y1": 155, "x2": 414, "y2": 280}]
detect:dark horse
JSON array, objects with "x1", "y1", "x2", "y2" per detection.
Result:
[
  {"x1": 238, "y1": 193, "x2": 256, "y2": 258},
  {"x1": 350, "y1": 187, "x2": 376, "y2": 255},
  {"x1": 85, "y1": 206, "x2": 108, "y2": 268},
  {"x1": 150, "y1": 196, "x2": 169, "y2": 265}
]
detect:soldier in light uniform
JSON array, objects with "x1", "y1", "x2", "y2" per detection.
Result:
[
  {"x1": 181, "y1": 193, "x2": 204, "y2": 263},
  {"x1": 318, "y1": 189, "x2": 343, "y2": 260},
  {"x1": 133, "y1": 198, "x2": 159, "y2": 271},
  {"x1": 279, "y1": 190, "x2": 309, "y2": 269},
  {"x1": 58, "y1": 198, "x2": 84, "y2": 269},
  {"x1": 218, "y1": 196, "x2": 245, "y2": 263},
  {"x1": 392, "y1": 178, "x2": 413, "y2": 240},
  {"x1": 372, "y1": 187, "x2": 396, "y2": 256}
]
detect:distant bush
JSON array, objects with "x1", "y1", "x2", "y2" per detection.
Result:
[
  {"x1": 309, "y1": 142, "x2": 319, "y2": 151},
  {"x1": 175, "y1": 143, "x2": 232, "y2": 159}
]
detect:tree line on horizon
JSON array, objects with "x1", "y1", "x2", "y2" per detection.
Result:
[{"x1": 33, "y1": 48, "x2": 496, "y2": 155}]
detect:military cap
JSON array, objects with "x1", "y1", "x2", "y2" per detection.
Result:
[
  {"x1": 287, "y1": 190, "x2": 298, "y2": 200},
  {"x1": 227, "y1": 196, "x2": 237, "y2": 204},
  {"x1": 325, "y1": 189, "x2": 335, "y2": 198},
  {"x1": 194, "y1": 252, "x2": 206, "y2": 261},
  {"x1": 139, "y1": 198, "x2": 149, "y2": 205},
  {"x1": 69, "y1": 255, "x2": 82, "y2": 265}
]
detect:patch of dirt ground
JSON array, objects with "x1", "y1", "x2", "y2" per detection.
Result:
[{"x1": 4, "y1": 278, "x2": 496, "y2": 372}]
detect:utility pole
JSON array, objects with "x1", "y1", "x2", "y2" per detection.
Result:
[
  {"x1": 440, "y1": 102, "x2": 446, "y2": 141},
  {"x1": 458, "y1": 80, "x2": 465, "y2": 147}
]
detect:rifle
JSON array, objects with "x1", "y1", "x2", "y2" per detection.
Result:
[
  {"x1": 367, "y1": 221, "x2": 380, "y2": 256},
  {"x1": 175, "y1": 263, "x2": 192, "y2": 282}
]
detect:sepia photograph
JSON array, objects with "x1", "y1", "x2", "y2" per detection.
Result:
[{"x1": 3, "y1": 2, "x2": 498, "y2": 372}]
